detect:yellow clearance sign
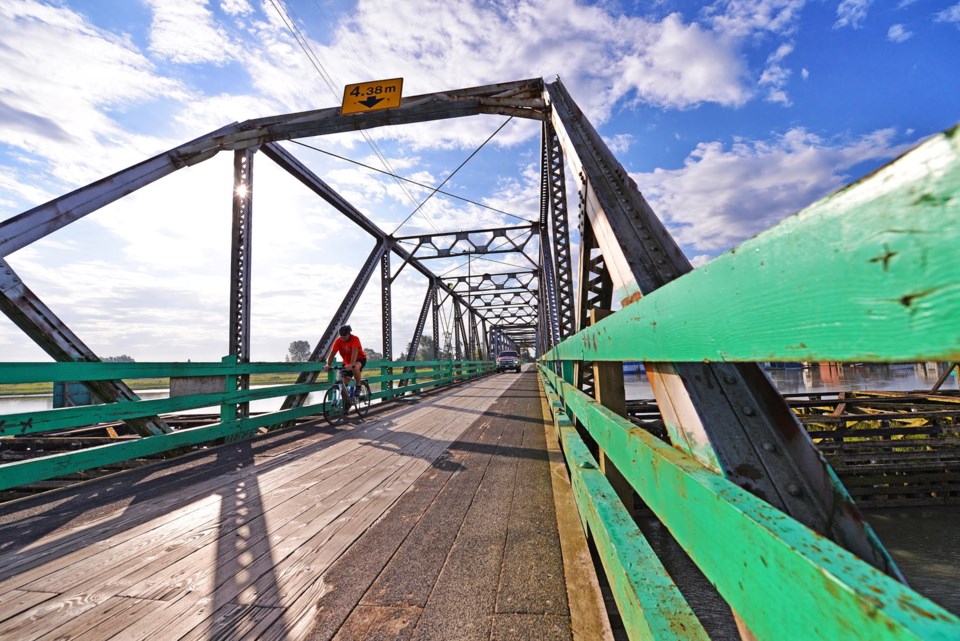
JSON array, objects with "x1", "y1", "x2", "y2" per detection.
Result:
[{"x1": 341, "y1": 78, "x2": 403, "y2": 115}]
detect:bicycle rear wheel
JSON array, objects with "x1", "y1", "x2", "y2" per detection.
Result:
[
  {"x1": 354, "y1": 381, "x2": 371, "y2": 417},
  {"x1": 323, "y1": 384, "x2": 345, "y2": 425}
]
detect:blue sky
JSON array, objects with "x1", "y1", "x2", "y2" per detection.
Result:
[{"x1": 0, "y1": 0, "x2": 958, "y2": 362}]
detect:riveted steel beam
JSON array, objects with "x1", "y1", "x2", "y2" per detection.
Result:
[
  {"x1": 543, "y1": 121, "x2": 576, "y2": 339},
  {"x1": 228, "y1": 148, "x2": 256, "y2": 420},
  {"x1": 545, "y1": 78, "x2": 902, "y2": 581},
  {"x1": 394, "y1": 224, "x2": 538, "y2": 261}
]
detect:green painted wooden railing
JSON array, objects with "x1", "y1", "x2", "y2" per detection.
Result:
[
  {"x1": 0, "y1": 358, "x2": 494, "y2": 491},
  {"x1": 538, "y1": 124, "x2": 960, "y2": 640}
]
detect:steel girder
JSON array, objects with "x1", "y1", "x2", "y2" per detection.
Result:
[
  {"x1": 0, "y1": 80, "x2": 547, "y2": 262},
  {"x1": 453, "y1": 299, "x2": 468, "y2": 360},
  {"x1": 260, "y1": 143, "x2": 488, "y2": 343},
  {"x1": 405, "y1": 279, "x2": 437, "y2": 362},
  {"x1": 394, "y1": 224, "x2": 538, "y2": 262},
  {"x1": 538, "y1": 137, "x2": 562, "y2": 351},
  {"x1": 542, "y1": 121, "x2": 576, "y2": 339},
  {"x1": 228, "y1": 148, "x2": 256, "y2": 419},
  {"x1": 574, "y1": 209, "x2": 614, "y2": 398},
  {"x1": 0, "y1": 258, "x2": 170, "y2": 435},
  {"x1": 431, "y1": 283, "x2": 440, "y2": 360},
  {"x1": 471, "y1": 291, "x2": 537, "y2": 306},
  {"x1": 545, "y1": 79, "x2": 902, "y2": 580},
  {"x1": 381, "y1": 249, "x2": 393, "y2": 361},
  {"x1": 445, "y1": 270, "x2": 538, "y2": 293}
]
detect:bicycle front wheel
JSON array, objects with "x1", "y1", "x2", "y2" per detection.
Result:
[
  {"x1": 323, "y1": 385, "x2": 345, "y2": 425},
  {"x1": 354, "y1": 382, "x2": 371, "y2": 417}
]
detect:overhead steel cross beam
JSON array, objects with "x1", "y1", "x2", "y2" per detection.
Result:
[
  {"x1": 444, "y1": 270, "x2": 538, "y2": 294},
  {"x1": 545, "y1": 78, "x2": 903, "y2": 582},
  {"x1": 393, "y1": 224, "x2": 539, "y2": 261},
  {"x1": 0, "y1": 79, "x2": 547, "y2": 260}
]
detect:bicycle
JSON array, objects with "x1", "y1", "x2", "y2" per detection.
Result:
[{"x1": 323, "y1": 365, "x2": 371, "y2": 425}]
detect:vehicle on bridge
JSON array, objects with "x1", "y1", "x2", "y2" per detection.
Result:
[{"x1": 496, "y1": 350, "x2": 521, "y2": 373}]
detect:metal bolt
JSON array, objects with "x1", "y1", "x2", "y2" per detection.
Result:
[
  {"x1": 742, "y1": 406, "x2": 756, "y2": 416},
  {"x1": 787, "y1": 483, "x2": 802, "y2": 497},
  {"x1": 723, "y1": 375, "x2": 737, "y2": 384},
  {"x1": 762, "y1": 442, "x2": 775, "y2": 453}
]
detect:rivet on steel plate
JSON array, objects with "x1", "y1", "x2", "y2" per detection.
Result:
[
  {"x1": 762, "y1": 442, "x2": 775, "y2": 453},
  {"x1": 787, "y1": 483, "x2": 802, "y2": 497},
  {"x1": 742, "y1": 406, "x2": 756, "y2": 416}
]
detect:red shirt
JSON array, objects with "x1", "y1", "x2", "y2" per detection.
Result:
[{"x1": 332, "y1": 335, "x2": 366, "y2": 365}]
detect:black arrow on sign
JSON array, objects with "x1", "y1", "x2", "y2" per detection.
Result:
[{"x1": 359, "y1": 96, "x2": 385, "y2": 108}]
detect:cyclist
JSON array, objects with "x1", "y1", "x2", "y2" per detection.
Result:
[{"x1": 324, "y1": 324, "x2": 367, "y2": 398}]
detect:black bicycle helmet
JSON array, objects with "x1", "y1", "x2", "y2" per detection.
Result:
[{"x1": 338, "y1": 324, "x2": 352, "y2": 336}]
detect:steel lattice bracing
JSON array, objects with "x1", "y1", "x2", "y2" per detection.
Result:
[
  {"x1": 542, "y1": 121, "x2": 576, "y2": 340},
  {"x1": 394, "y1": 225, "x2": 538, "y2": 261}
]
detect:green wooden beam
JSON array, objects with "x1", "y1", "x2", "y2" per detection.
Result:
[
  {"x1": 0, "y1": 382, "x2": 323, "y2": 437},
  {"x1": 0, "y1": 403, "x2": 323, "y2": 491},
  {"x1": 539, "y1": 366, "x2": 960, "y2": 641},
  {"x1": 541, "y1": 380, "x2": 709, "y2": 640},
  {"x1": 544, "y1": 125, "x2": 960, "y2": 364}
]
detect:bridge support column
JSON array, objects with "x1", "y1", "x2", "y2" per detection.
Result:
[{"x1": 228, "y1": 147, "x2": 256, "y2": 421}]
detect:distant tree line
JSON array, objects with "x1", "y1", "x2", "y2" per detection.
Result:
[{"x1": 103, "y1": 355, "x2": 135, "y2": 362}]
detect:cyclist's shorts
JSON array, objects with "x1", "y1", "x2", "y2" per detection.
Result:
[{"x1": 354, "y1": 357, "x2": 367, "y2": 370}]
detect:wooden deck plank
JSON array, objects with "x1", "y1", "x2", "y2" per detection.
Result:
[
  {"x1": 311, "y1": 372, "x2": 581, "y2": 641},
  {"x1": 0, "y1": 373, "x2": 568, "y2": 640}
]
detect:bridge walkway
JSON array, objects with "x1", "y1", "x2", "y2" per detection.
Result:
[{"x1": 0, "y1": 369, "x2": 607, "y2": 640}]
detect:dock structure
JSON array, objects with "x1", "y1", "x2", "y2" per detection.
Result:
[{"x1": 2, "y1": 77, "x2": 960, "y2": 639}]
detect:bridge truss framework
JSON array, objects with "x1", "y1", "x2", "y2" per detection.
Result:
[{"x1": 0, "y1": 76, "x2": 908, "y2": 632}]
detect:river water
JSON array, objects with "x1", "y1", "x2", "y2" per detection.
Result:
[{"x1": 2, "y1": 364, "x2": 958, "y2": 625}]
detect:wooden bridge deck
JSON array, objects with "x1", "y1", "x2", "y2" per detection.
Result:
[{"x1": 0, "y1": 370, "x2": 605, "y2": 640}]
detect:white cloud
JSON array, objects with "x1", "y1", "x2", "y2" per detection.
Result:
[
  {"x1": 801, "y1": 67, "x2": 810, "y2": 79},
  {"x1": 221, "y1": 0, "x2": 253, "y2": 16},
  {"x1": 0, "y1": 1, "x2": 189, "y2": 198},
  {"x1": 934, "y1": 4, "x2": 960, "y2": 23},
  {"x1": 144, "y1": 0, "x2": 239, "y2": 65},
  {"x1": 604, "y1": 134, "x2": 634, "y2": 154},
  {"x1": 614, "y1": 12, "x2": 750, "y2": 110},
  {"x1": 835, "y1": 0, "x2": 874, "y2": 29},
  {"x1": 633, "y1": 127, "x2": 908, "y2": 253},
  {"x1": 759, "y1": 42, "x2": 794, "y2": 105},
  {"x1": 887, "y1": 24, "x2": 913, "y2": 42},
  {"x1": 704, "y1": 0, "x2": 807, "y2": 38}
]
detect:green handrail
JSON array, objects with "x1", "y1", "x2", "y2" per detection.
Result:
[
  {"x1": 0, "y1": 358, "x2": 494, "y2": 491},
  {"x1": 537, "y1": 125, "x2": 960, "y2": 639}
]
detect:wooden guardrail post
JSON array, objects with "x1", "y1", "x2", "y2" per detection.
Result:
[{"x1": 590, "y1": 309, "x2": 634, "y2": 517}]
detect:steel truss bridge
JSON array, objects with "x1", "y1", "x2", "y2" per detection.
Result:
[{"x1": 0, "y1": 77, "x2": 958, "y2": 640}]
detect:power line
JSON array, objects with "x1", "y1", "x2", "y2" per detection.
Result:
[
  {"x1": 391, "y1": 116, "x2": 514, "y2": 236},
  {"x1": 289, "y1": 140, "x2": 534, "y2": 223},
  {"x1": 267, "y1": 0, "x2": 438, "y2": 231}
]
